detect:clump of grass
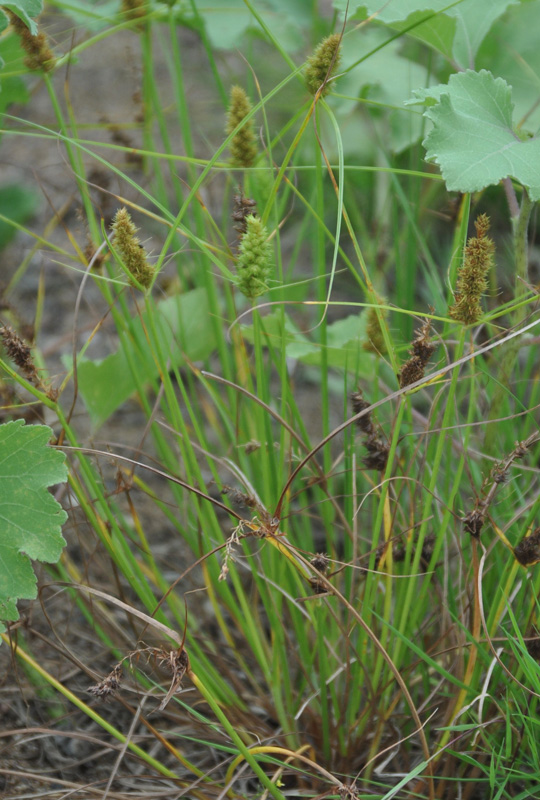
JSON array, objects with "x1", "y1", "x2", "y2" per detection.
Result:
[{"x1": 5, "y1": 5, "x2": 540, "y2": 800}]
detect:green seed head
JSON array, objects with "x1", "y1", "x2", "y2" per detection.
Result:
[
  {"x1": 111, "y1": 208, "x2": 154, "y2": 291},
  {"x1": 235, "y1": 215, "x2": 273, "y2": 299},
  {"x1": 304, "y1": 33, "x2": 342, "y2": 97},
  {"x1": 226, "y1": 86, "x2": 258, "y2": 168}
]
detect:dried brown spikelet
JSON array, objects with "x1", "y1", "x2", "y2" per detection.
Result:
[
  {"x1": 310, "y1": 553, "x2": 330, "y2": 574},
  {"x1": 304, "y1": 33, "x2": 342, "y2": 97},
  {"x1": 244, "y1": 439, "x2": 261, "y2": 454},
  {"x1": 156, "y1": 648, "x2": 189, "y2": 710},
  {"x1": 350, "y1": 388, "x2": 389, "y2": 471},
  {"x1": 221, "y1": 485, "x2": 259, "y2": 510},
  {"x1": 399, "y1": 319, "x2": 436, "y2": 388},
  {"x1": 398, "y1": 355, "x2": 425, "y2": 389},
  {"x1": 449, "y1": 213, "x2": 495, "y2": 325},
  {"x1": 1, "y1": 325, "x2": 41, "y2": 386},
  {"x1": 111, "y1": 208, "x2": 154, "y2": 290},
  {"x1": 226, "y1": 86, "x2": 258, "y2": 169},
  {"x1": 8, "y1": 12, "x2": 56, "y2": 73},
  {"x1": 350, "y1": 389, "x2": 374, "y2": 434},
  {"x1": 463, "y1": 509, "x2": 485, "y2": 538},
  {"x1": 363, "y1": 302, "x2": 387, "y2": 355},
  {"x1": 308, "y1": 576, "x2": 329, "y2": 595},
  {"x1": 514, "y1": 528, "x2": 540, "y2": 567},
  {"x1": 232, "y1": 193, "x2": 257, "y2": 239},
  {"x1": 87, "y1": 663, "x2": 123, "y2": 701},
  {"x1": 362, "y1": 436, "x2": 389, "y2": 471}
]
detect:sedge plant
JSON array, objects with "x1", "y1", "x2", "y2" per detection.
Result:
[{"x1": 1, "y1": 2, "x2": 540, "y2": 800}]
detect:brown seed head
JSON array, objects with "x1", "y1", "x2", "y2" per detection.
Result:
[
  {"x1": 1, "y1": 325, "x2": 41, "y2": 386},
  {"x1": 399, "y1": 319, "x2": 436, "y2": 388},
  {"x1": 463, "y1": 509, "x2": 485, "y2": 538},
  {"x1": 310, "y1": 553, "x2": 330, "y2": 574},
  {"x1": 449, "y1": 213, "x2": 495, "y2": 325},
  {"x1": 111, "y1": 208, "x2": 154, "y2": 290},
  {"x1": 362, "y1": 435, "x2": 389, "y2": 471},
  {"x1": 514, "y1": 528, "x2": 540, "y2": 567},
  {"x1": 350, "y1": 390, "x2": 374, "y2": 434},
  {"x1": 87, "y1": 663, "x2": 123, "y2": 701},
  {"x1": 8, "y1": 11, "x2": 56, "y2": 73}
]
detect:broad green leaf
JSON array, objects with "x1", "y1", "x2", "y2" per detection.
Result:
[
  {"x1": 0, "y1": 0, "x2": 43, "y2": 35},
  {"x1": 194, "y1": 0, "x2": 308, "y2": 51},
  {"x1": 334, "y1": 0, "x2": 456, "y2": 20},
  {"x1": 406, "y1": 83, "x2": 447, "y2": 107},
  {"x1": 477, "y1": 0, "x2": 540, "y2": 134},
  {"x1": 52, "y1": 0, "x2": 119, "y2": 32},
  {"x1": 0, "y1": 184, "x2": 38, "y2": 249},
  {"x1": 338, "y1": 28, "x2": 431, "y2": 153},
  {"x1": 0, "y1": 34, "x2": 30, "y2": 112},
  {"x1": 75, "y1": 288, "x2": 217, "y2": 428},
  {"x1": 334, "y1": 0, "x2": 518, "y2": 68},
  {"x1": 0, "y1": 420, "x2": 67, "y2": 629},
  {"x1": 422, "y1": 69, "x2": 540, "y2": 200},
  {"x1": 244, "y1": 312, "x2": 372, "y2": 374}
]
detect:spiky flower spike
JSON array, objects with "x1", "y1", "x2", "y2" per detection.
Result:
[
  {"x1": 111, "y1": 208, "x2": 154, "y2": 290},
  {"x1": 1, "y1": 325, "x2": 42, "y2": 388},
  {"x1": 226, "y1": 86, "x2": 258, "y2": 169},
  {"x1": 398, "y1": 319, "x2": 436, "y2": 389},
  {"x1": 304, "y1": 33, "x2": 341, "y2": 97},
  {"x1": 350, "y1": 389, "x2": 389, "y2": 471},
  {"x1": 449, "y1": 213, "x2": 495, "y2": 325},
  {"x1": 8, "y1": 11, "x2": 56, "y2": 73},
  {"x1": 235, "y1": 215, "x2": 273, "y2": 299}
]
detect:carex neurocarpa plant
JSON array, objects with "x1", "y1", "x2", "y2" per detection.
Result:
[{"x1": 2, "y1": 5, "x2": 540, "y2": 800}]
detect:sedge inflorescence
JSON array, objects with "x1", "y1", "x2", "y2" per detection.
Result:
[
  {"x1": 398, "y1": 319, "x2": 437, "y2": 389},
  {"x1": 111, "y1": 208, "x2": 154, "y2": 290},
  {"x1": 449, "y1": 213, "x2": 495, "y2": 324},
  {"x1": 226, "y1": 86, "x2": 258, "y2": 169},
  {"x1": 304, "y1": 33, "x2": 342, "y2": 97},
  {"x1": 8, "y1": 11, "x2": 56, "y2": 73},
  {"x1": 235, "y1": 215, "x2": 273, "y2": 299}
]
